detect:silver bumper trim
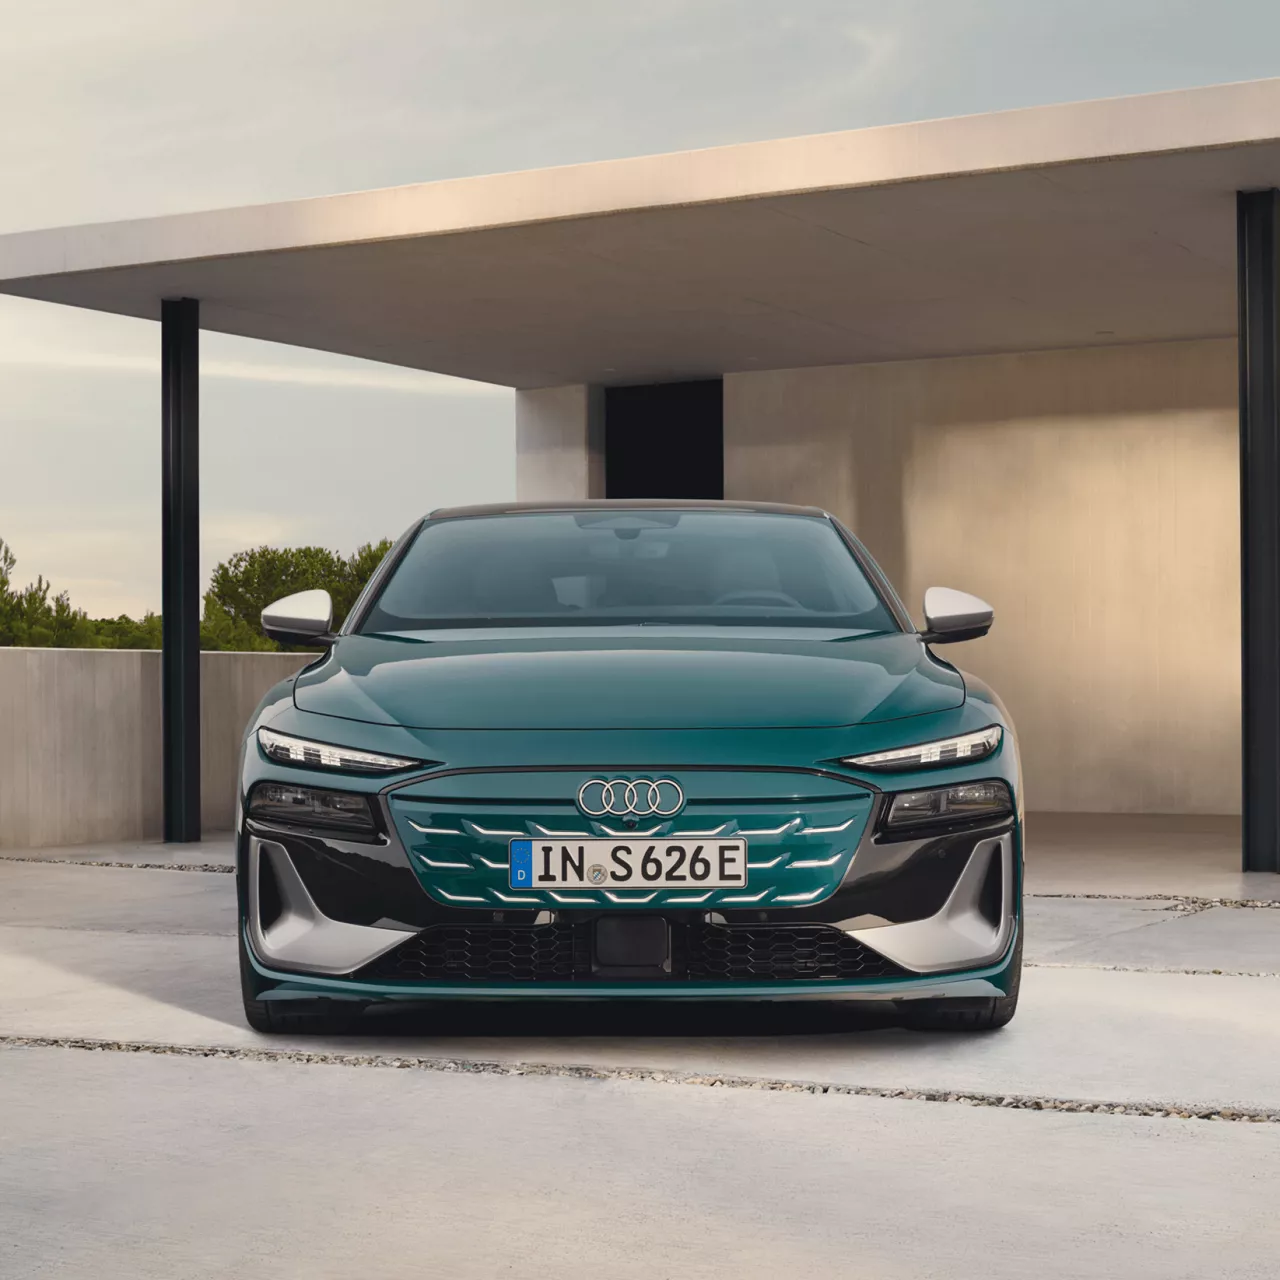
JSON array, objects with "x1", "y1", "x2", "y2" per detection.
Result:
[
  {"x1": 846, "y1": 834, "x2": 1014, "y2": 974},
  {"x1": 247, "y1": 836, "x2": 414, "y2": 976}
]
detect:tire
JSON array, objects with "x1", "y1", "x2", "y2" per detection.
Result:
[
  {"x1": 239, "y1": 929, "x2": 363, "y2": 1035},
  {"x1": 897, "y1": 927, "x2": 1022, "y2": 1033}
]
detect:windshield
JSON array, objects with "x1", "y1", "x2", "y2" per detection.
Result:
[{"x1": 359, "y1": 510, "x2": 898, "y2": 633}]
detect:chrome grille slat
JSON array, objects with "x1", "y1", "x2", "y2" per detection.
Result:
[
  {"x1": 736, "y1": 819, "x2": 801, "y2": 836},
  {"x1": 413, "y1": 854, "x2": 472, "y2": 870},
  {"x1": 466, "y1": 822, "x2": 525, "y2": 837},
  {"x1": 788, "y1": 853, "x2": 843, "y2": 869}
]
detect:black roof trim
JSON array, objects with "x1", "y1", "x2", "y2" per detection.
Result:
[{"x1": 427, "y1": 498, "x2": 830, "y2": 520}]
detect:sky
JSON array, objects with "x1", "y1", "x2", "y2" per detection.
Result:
[{"x1": 3, "y1": 0, "x2": 1280, "y2": 615}]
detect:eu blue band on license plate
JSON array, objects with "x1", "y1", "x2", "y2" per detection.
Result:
[{"x1": 509, "y1": 839, "x2": 534, "y2": 887}]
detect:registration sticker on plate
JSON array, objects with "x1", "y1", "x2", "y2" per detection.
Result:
[{"x1": 509, "y1": 839, "x2": 748, "y2": 890}]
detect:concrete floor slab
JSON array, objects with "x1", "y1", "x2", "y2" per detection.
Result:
[
  {"x1": 0, "y1": 834, "x2": 235, "y2": 869},
  {"x1": 1030, "y1": 901, "x2": 1280, "y2": 974},
  {"x1": 3, "y1": 1044, "x2": 1278, "y2": 1280},
  {"x1": 0, "y1": 864, "x2": 235, "y2": 936},
  {"x1": 4, "y1": 918, "x2": 1280, "y2": 1112},
  {"x1": 5, "y1": 827, "x2": 1280, "y2": 1276},
  {"x1": 1024, "y1": 897, "x2": 1182, "y2": 954}
]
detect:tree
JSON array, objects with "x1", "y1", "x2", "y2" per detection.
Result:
[
  {"x1": 95, "y1": 612, "x2": 164, "y2": 649},
  {"x1": 0, "y1": 535, "x2": 393, "y2": 652},
  {"x1": 202, "y1": 539, "x2": 394, "y2": 648},
  {"x1": 0, "y1": 538, "x2": 99, "y2": 648}
]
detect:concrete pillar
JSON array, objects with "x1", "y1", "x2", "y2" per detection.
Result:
[{"x1": 515, "y1": 385, "x2": 604, "y2": 500}]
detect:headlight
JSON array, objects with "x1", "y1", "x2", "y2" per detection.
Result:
[
  {"x1": 258, "y1": 727, "x2": 420, "y2": 774},
  {"x1": 843, "y1": 725, "x2": 1002, "y2": 772},
  {"x1": 248, "y1": 783, "x2": 377, "y2": 836},
  {"x1": 882, "y1": 780, "x2": 1013, "y2": 831}
]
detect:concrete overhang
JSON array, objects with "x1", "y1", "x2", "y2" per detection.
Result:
[{"x1": 3, "y1": 78, "x2": 1280, "y2": 388}]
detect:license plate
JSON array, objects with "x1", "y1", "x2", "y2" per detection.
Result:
[{"x1": 509, "y1": 839, "x2": 748, "y2": 889}]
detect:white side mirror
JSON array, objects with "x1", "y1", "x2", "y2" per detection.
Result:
[
  {"x1": 921, "y1": 587, "x2": 993, "y2": 644},
  {"x1": 261, "y1": 589, "x2": 335, "y2": 645}
]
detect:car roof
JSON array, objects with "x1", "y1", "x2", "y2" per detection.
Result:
[{"x1": 427, "y1": 498, "x2": 830, "y2": 520}]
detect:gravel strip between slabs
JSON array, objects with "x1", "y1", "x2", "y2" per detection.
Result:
[
  {"x1": 1029, "y1": 892, "x2": 1280, "y2": 912},
  {"x1": 0, "y1": 858, "x2": 233, "y2": 873},
  {"x1": 2, "y1": 1034, "x2": 1276, "y2": 1124}
]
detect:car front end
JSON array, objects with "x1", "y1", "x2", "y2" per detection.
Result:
[{"x1": 236, "y1": 502, "x2": 1022, "y2": 1032}]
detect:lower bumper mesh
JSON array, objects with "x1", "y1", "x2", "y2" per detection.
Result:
[
  {"x1": 363, "y1": 924, "x2": 588, "y2": 982},
  {"x1": 683, "y1": 924, "x2": 907, "y2": 981},
  {"x1": 357, "y1": 921, "x2": 908, "y2": 983}
]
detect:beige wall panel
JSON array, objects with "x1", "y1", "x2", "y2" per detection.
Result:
[
  {"x1": 0, "y1": 649, "x2": 307, "y2": 848},
  {"x1": 515, "y1": 384, "x2": 604, "y2": 500},
  {"x1": 200, "y1": 652, "x2": 312, "y2": 832},
  {"x1": 725, "y1": 339, "x2": 1240, "y2": 814}
]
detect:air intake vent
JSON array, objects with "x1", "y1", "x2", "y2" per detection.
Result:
[
  {"x1": 361, "y1": 924, "x2": 587, "y2": 982},
  {"x1": 684, "y1": 924, "x2": 907, "y2": 981},
  {"x1": 358, "y1": 921, "x2": 907, "y2": 983}
]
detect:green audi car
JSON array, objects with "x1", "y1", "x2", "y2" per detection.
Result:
[{"x1": 237, "y1": 501, "x2": 1022, "y2": 1033}]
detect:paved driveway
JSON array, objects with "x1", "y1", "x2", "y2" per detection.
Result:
[{"x1": 3, "y1": 841, "x2": 1279, "y2": 1278}]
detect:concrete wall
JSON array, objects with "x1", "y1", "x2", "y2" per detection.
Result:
[
  {"x1": 515, "y1": 384, "x2": 605, "y2": 500},
  {"x1": 725, "y1": 338, "x2": 1241, "y2": 815},
  {"x1": 0, "y1": 649, "x2": 310, "y2": 848},
  {"x1": 199, "y1": 652, "x2": 312, "y2": 835}
]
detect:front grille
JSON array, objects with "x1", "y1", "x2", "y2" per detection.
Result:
[
  {"x1": 684, "y1": 924, "x2": 907, "y2": 981},
  {"x1": 387, "y1": 776, "x2": 875, "y2": 915},
  {"x1": 358, "y1": 921, "x2": 907, "y2": 983}
]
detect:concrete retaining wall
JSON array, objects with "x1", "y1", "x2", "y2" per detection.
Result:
[{"x1": 0, "y1": 649, "x2": 310, "y2": 848}]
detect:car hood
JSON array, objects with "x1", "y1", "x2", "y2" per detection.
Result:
[{"x1": 292, "y1": 628, "x2": 965, "y2": 730}]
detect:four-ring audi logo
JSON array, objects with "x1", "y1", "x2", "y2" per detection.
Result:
[{"x1": 577, "y1": 777, "x2": 685, "y2": 818}]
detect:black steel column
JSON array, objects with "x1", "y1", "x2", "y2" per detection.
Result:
[
  {"x1": 161, "y1": 298, "x2": 201, "y2": 842},
  {"x1": 1239, "y1": 191, "x2": 1280, "y2": 872}
]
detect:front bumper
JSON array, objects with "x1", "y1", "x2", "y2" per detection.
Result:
[
  {"x1": 242, "y1": 933, "x2": 1020, "y2": 1004},
  {"x1": 239, "y1": 793, "x2": 1021, "y2": 1003}
]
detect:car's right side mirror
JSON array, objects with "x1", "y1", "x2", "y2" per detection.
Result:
[
  {"x1": 920, "y1": 586, "x2": 994, "y2": 644},
  {"x1": 261, "y1": 589, "x2": 335, "y2": 646}
]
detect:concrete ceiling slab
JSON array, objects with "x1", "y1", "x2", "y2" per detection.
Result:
[{"x1": 2, "y1": 79, "x2": 1280, "y2": 386}]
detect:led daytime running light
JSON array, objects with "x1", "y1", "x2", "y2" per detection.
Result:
[
  {"x1": 844, "y1": 725, "x2": 1002, "y2": 771},
  {"x1": 258, "y1": 727, "x2": 418, "y2": 774}
]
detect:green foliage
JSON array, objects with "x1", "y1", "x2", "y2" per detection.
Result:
[
  {"x1": 203, "y1": 540, "x2": 393, "y2": 649},
  {"x1": 0, "y1": 536, "x2": 392, "y2": 652},
  {"x1": 91, "y1": 612, "x2": 165, "y2": 650},
  {"x1": 0, "y1": 538, "x2": 101, "y2": 648}
]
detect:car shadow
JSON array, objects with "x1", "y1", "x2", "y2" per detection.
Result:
[
  {"x1": 352, "y1": 999, "x2": 904, "y2": 1040},
  {"x1": 3, "y1": 916, "x2": 933, "y2": 1050},
  {"x1": 0, "y1": 861, "x2": 938, "y2": 1048}
]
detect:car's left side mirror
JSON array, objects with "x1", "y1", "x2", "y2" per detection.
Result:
[
  {"x1": 261, "y1": 589, "x2": 336, "y2": 646},
  {"x1": 920, "y1": 586, "x2": 994, "y2": 644}
]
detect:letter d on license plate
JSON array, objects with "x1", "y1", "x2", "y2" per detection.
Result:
[{"x1": 509, "y1": 839, "x2": 747, "y2": 889}]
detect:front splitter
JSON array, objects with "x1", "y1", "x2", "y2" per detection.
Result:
[{"x1": 245, "y1": 927, "x2": 1019, "y2": 1004}]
